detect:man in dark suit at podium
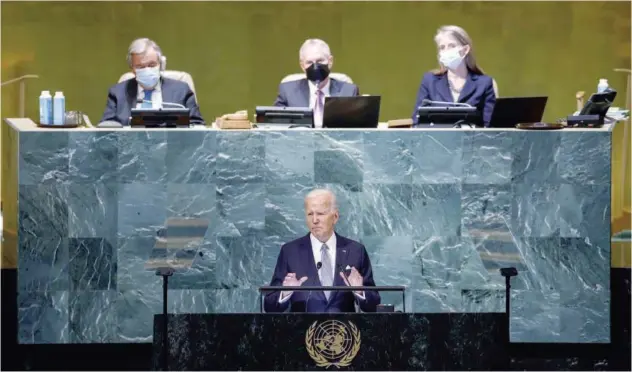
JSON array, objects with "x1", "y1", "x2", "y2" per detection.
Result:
[{"x1": 264, "y1": 189, "x2": 380, "y2": 313}]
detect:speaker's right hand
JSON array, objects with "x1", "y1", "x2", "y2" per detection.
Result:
[{"x1": 280, "y1": 273, "x2": 308, "y2": 298}]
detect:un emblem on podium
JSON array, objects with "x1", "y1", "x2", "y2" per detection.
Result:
[{"x1": 305, "y1": 320, "x2": 361, "y2": 368}]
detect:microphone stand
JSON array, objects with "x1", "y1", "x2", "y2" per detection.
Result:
[
  {"x1": 156, "y1": 267, "x2": 174, "y2": 371},
  {"x1": 500, "y1": 267, "x2": 518, "y2": 370}
]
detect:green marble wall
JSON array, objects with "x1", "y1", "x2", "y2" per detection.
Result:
[{"x1": 12, "y1": 127, "x2": 612, "y2": 344}]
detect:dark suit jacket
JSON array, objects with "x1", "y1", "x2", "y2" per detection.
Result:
[
  {"x1": 273, "y1": 78, "x2": 360, "y2": 107},
  {"x1": 100, "y1": 77, "x2": 204, "y2": 125},
  {"x1": 412, "y1": 71, "x2": 497, "y2": 126},
  {"x1": 264, "y1": 233, "x2": 381, "y2": 313}
]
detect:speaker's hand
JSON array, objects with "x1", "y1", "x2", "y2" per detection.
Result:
[
  {"x1": 340, "y1": 267, "x2": 363, "y2": 296},
  {"x1": 280, "y1": 273, "x2": 308, "y2": 299}
]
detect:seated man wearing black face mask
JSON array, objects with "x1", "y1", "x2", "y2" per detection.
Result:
[
  {"x1": 273, "y1": 38, "x2": 360, "y2": 128},
  {"x1": 100, "y1": 38, "x2": 204, "y2": 126}
]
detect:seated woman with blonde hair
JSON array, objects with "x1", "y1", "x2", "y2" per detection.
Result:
[{"x1": 412, "y1": 25, "x2": 497, "y2": 127}]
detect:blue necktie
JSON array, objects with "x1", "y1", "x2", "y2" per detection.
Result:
[{"x1": 142, "y1": 90, "x2": 153, "y2": 108}]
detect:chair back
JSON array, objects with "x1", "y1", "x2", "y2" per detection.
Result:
[{"x1": 492, "y1": 78, "x2": 499, "y2": 98}]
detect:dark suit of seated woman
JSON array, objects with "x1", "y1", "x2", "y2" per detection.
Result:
[{"x1": 412, "y1": 25, "x2": 497, "y2": 127}]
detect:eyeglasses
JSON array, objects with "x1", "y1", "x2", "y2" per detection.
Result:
[
  {"x1": 133, "y1": 61, "x2": 159, "y2": 69},
  {"x1": 303, "y1": 58, "x2": 328, "y2": 65}
]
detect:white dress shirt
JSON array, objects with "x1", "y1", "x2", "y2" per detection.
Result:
[
  {"x1": 135, "y1": 81, "x2": 163, "y2": 109},
  {"x1": 308, "y1": 79, "x2": 331, "y2": 128},
  {"x1": 278, "y1": 232, "x2": 365, "y2": 304}
]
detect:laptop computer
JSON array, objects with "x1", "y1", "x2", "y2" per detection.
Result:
[
  {"x1": 323, "y1": 96, "x2": 381, "y2": 128},
  {"x1": 488, "y1": 96, "x2": 548, "y2": 128}
]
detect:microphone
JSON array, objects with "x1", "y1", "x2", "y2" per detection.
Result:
[
  {"x1": 420, "y1": 99, "x2": 473, "y2": 108},
  {"x1": 338, "y1": 264, "x2": 361, "y2": 296},
  {"x1": 336, "y1": 265, "x2": 370, "y2": 313},
  {"x1": 337, "y1": 264, "x2": 351, "y2": 277},
  {"x1": 136, "y1": 99, "x2": 186, "y2": 109},
  {"x1": 306, "y1": 262, "x2": 323, "y2": 312}
]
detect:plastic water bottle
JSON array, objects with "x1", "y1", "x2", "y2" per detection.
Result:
[
  {"x1": 39, "y1": 90, "x2": 52, "y2": 125},
  {"x1": 597, "y1": 79, "x2": 609, "y2": 93},
  {"x1": 53, "y1": 91, "x2": 65, "y2": 125}
]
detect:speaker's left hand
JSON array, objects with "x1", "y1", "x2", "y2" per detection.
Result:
[{"x1": 340, "y1": 267, "x2": 363, "y2": 296}]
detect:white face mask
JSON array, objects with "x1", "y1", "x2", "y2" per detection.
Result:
[
  {"x1": 439, "y1": 47, "x2": 466, "y2": 70},
  {"x1": 135, "y1": 66, "x2": 160, "y2": 89}
]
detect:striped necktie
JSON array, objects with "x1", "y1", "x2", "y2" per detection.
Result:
[
  {"x1": 314, "y1": 89, "x2": 324, "y2": 128},
  {"x1": 320, "y1": 243, "x2": 334, "y2": 299}
]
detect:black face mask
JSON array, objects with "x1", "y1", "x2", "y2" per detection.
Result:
[{"x1": 305, "y1": 63, "x2": 330, "y2": 83}]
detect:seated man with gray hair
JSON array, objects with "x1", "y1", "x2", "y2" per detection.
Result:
[
  {"x1": 273, "y1": 38, "x2": 360, "y2": 128},
  {"x1": 100, "y1": 38, "x2": 204, "y2": 125}
]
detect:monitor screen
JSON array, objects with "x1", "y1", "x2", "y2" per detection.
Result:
[
  {"x1": 415, "y1": 106, "x2": 481, "y2": 127},
  {"x1": 255, "y1": 106, "x2": 313, "y2": 128},
  {"x1": 130, "y1": 108, "x2": 191, "y2": 128}
]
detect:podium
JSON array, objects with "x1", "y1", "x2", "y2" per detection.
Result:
[
  {"x1": 153, "y1": 275, "x2": 516, "y2": 370},
  {"x1": 152, "y1": 313, "x2": 508, "y2": 370}
]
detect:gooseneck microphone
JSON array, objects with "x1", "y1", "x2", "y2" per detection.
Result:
[
  {"x1": 136, "y1": 99, "x2": 186, "y2": 109},
  {"x1": 338, "y1": 264, "x2": 361, "y2": 297},
  {"x1": 337, "y1": 264, "x2": 351, "y2": 276},
  {"x1": 305, "y1": 262, "x2": 323, "y2": 312}
]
